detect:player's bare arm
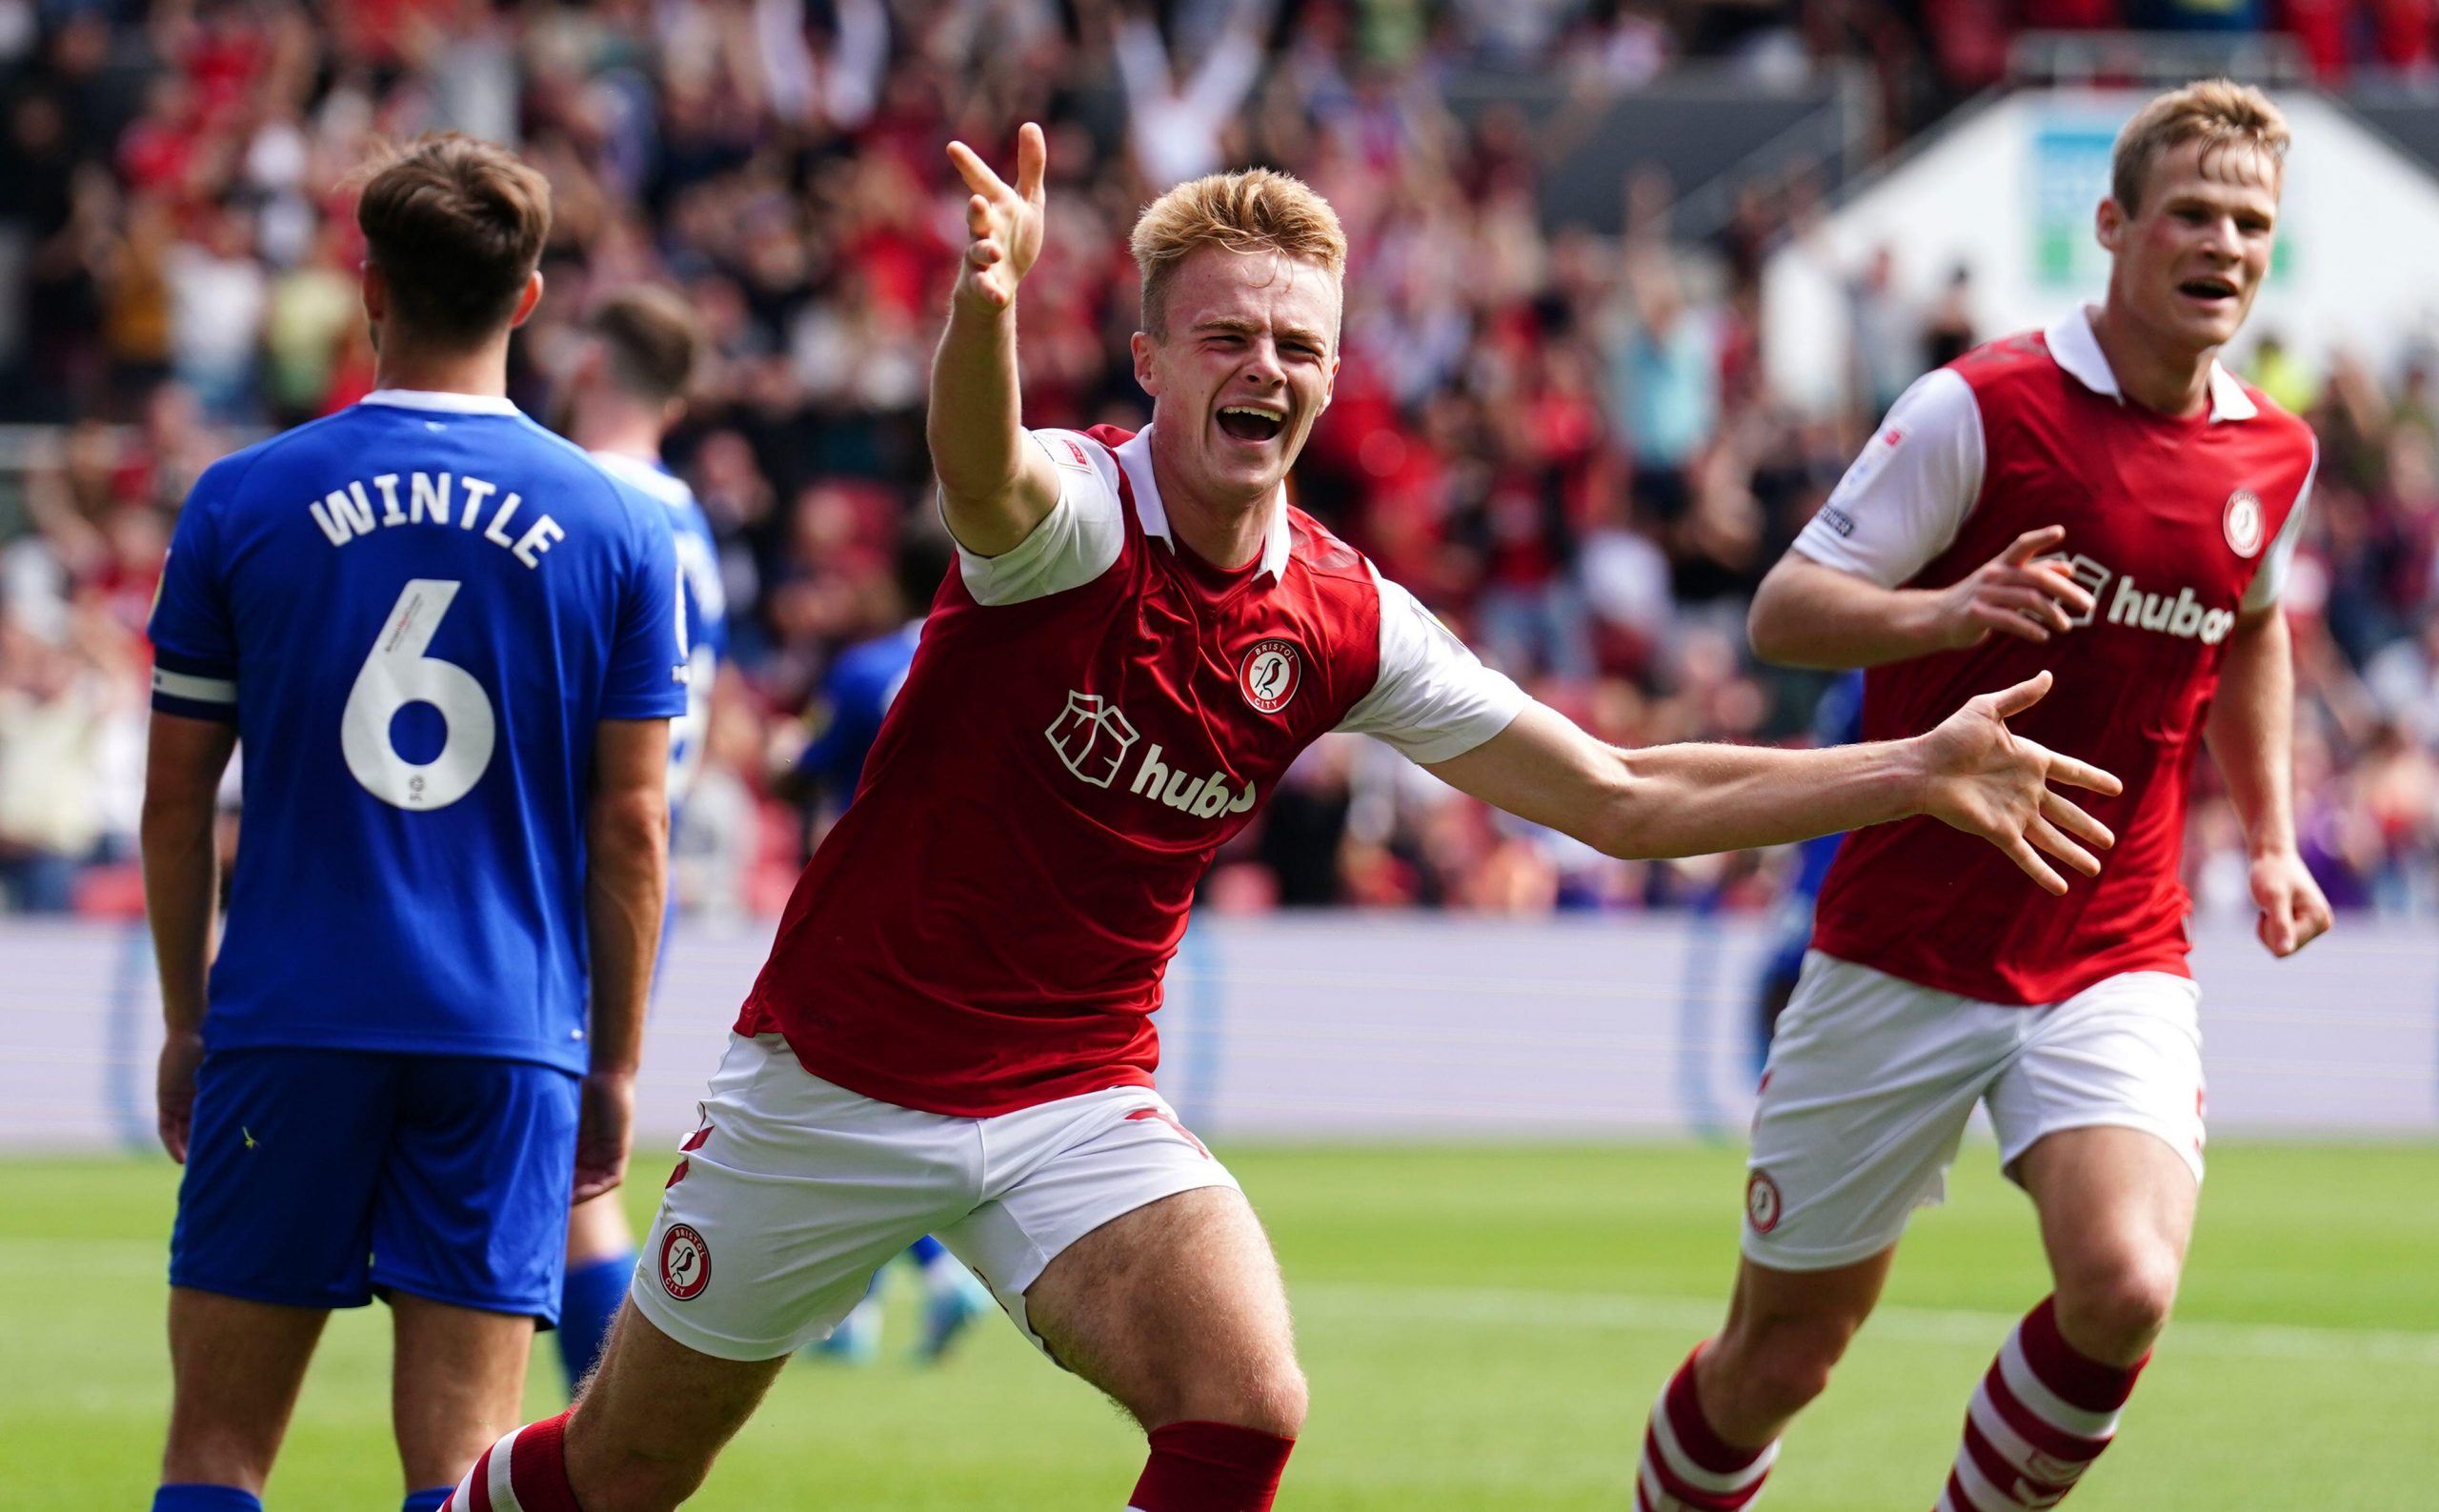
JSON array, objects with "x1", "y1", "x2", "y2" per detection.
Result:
[
  {"x1": 929, "y1": 121, "x2": 1062, "y2": 557},
  {"x1": 1426, "y1": 670, "x2": 2119, "y2": 895},
  {"x1": 1750, "y1": 526, "x2": 2097, "y2": 669},
  {"x1": 139, "y1": 711, "x2": 239, "y2": 1163},
  {"x1": 2205, "y1": 604, "x2": 2332, "y2": 957},
  {"x1": 576, "y1": 716, "x2": 673, "y2": 1202}
]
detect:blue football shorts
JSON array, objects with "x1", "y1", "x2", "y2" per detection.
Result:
[{"x1": 170, "y1": 1047, "x2": 581, "y2": 1320}]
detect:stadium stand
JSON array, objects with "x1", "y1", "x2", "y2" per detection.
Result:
[{"x1": 2, "y1": 0, "x2": 2435, "y2": 928}]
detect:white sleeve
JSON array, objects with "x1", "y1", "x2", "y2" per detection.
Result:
[
  {"x1": 946, "y1": 430, "x2": 1127, "y2": 606},
  {"x1": 1791, "y1": 368, "x2": 1986, "y2": 588},
  {"x1": 1336, "y1": 564, "x2": 1531, "y2": 762},
  {"x1": 2241, "y1": 444, "x2": 2316, "y2": 614}
]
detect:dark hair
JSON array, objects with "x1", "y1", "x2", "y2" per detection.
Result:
[
  {"x1": 588, "y1": 287, "x2": 704, "y2": 406},
  {"x1": 356, "y1": 133, "x2": 552, "y2": 345}
]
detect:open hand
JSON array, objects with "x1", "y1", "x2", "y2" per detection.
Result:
[
  {"x1": 2248, "y1": 849, "x2": 2332, "y2": 958},
  {"x1": 1916, "y1": 670, "x2": 2124, "y2": 894},
  {"x1": 945, "y1": 122, "x2": 1047, "y2": 315},
  {"x1": 1933, "y1": 526, "x2": 2097, "y2": 649}
]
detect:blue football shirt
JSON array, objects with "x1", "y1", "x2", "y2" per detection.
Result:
[
  {"x1": 793, "y1": 618, "x2": 922, "y2": 807},
  {"x1": 586, "y1": 449, "x2": 728, "y2": 807},
  {"x1": 148, "y1": 389, "x2": 687, "y2": 1072}
]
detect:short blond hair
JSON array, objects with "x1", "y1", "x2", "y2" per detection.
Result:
[
  {"x1": 1130, "y1": 169, "x2": 1348, "y2": 336},
  {"x1": 2111, "y1": 79, "x2": 2289, "y2": 214}
]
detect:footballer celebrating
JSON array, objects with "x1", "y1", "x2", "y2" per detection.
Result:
[
  {"x1": 449, "y1": 127, "x2": 2121, "y2": 1512},
  {"x1": 143, "y1": 137, "x2": 684, "y2": 1512},
  {"x1": 1632, "y1": 82, "x2": 2332, "y2": 1512}
]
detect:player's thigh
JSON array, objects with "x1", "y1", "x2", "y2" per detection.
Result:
[
  {"x1": 1744, "y1": 953, "x2": 2015, "y2": 1272},
  {"x1": 1020, "y1": 1185, "x2": 1302, "y2": 1433},
  {"x1": 944, "y1": 1093, "x2": 1287, "y2": 1428},
  {"x1": 632, "y1": 1034, "x2": 973, "y2": 1360},
  {"x1": 377, "y1": 1056, "x2": 582, "y2": 1320},
  {"x1": 171, "y1": 1047, "x2": 397, "y2": 1309},
  {"x1": 1987, "y1": 970, "x2": 2207, "y2": 1198}
]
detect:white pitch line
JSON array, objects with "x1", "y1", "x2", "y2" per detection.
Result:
[{"x1": 1289, "y1": 1282, "x2": 2439, "y2": 1365}]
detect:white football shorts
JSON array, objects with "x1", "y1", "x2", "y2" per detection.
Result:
[
  {"x1": 1743, "y1": 952, "x2": 2206, "y2": 1272},
  {"x1": 631, "y1": 1033, "x2": 1240, "y2": 1361}
]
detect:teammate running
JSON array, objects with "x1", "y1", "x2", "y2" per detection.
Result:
[
  {"x1": 142, "y1": 136, "x2": 684, "y2": 1512},
  {"x1": 553, "y1": 286, "x2": 729, "y2": 1393},
  {"x1": 1632, "y1": 81, "x2": 2331, "y2": 1512},
  {"x1": 447, "y1": 127, "x2": 2120, "y2": 1512}
]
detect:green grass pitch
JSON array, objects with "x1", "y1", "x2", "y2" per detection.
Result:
[{"x1": 4, "y1": 1141, "x2": 2434, "y2": 1509}]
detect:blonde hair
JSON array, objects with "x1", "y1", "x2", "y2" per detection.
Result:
[
  {"x1": 2111, "y1": 79, "x2": 2289, "y2": 215},
  {"x1": 1130, "y1": 169, "x2": 1348, "y2": 336}
]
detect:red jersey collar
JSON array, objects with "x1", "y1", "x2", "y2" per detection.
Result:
[
  {"x1": 1115, "y1": 424, "x2": 1294, "y2": 581},
  {"x1": 2045, "y1": 306, "x2": 2259, "y2": 423}
]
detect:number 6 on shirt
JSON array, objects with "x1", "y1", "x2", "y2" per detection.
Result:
[{"x1": 340, "y1": 578, "x2": 497, "y2": 810}]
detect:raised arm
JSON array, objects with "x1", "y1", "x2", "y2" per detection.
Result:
[
  {"x1": 1425, "y1": 672, "x2": 2122, "y2": 895},
  {"x1": 575, "y1": 716, "x2": 671, "y2": 1202},
  {"x1": 1749, "y1": 368, "x2": 2091, "y2": 670},
  {"x1": 929, "y1": 122, "x2": 1062, "y2": 557},
  {"x1": 1749, "y1": 527, "x2": 2097, "y2": 670}
]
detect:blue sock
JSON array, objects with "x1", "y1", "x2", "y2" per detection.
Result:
[
  {"x1": 153, "y1": 1488, "x2": 264, "y2": 1512},
  {"x1": 909, "y1": 1234, "x2": 947, "y2": 1267},
  {"x1": 403, "y1": 1490, "x2": 454, "y2": 1512},
  {"x1": 556, "y1": 1250, "x2": 635, "y2": 1391}
]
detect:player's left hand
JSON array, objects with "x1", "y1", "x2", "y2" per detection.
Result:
[
  {"x1": 2248, "y1": 849, "x2": 2332, "y2": 958},
  {"x1": 156, "y1": 1030, "x2": 204, "y2": 1163},
  {"x1": 1916, "y1": 670, "x2": 2124, "y2": 895},
  {"x1": 573, "y1": 1067, "x2": 636, "y2": 1203}
]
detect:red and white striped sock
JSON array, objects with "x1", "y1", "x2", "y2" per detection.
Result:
[
  {"x1": 1636, "y1": 1346, "x2": 1778, "y2": 1511},
  {"x1": 440, "y1": 1410, "x2": 582, "y2": 1512},
  {"x1": 1937, "y1": 1296, "x2": 2146, "y2": 1511},
  {"x1": 1124, "y1": 1421, "x2": 1296, "y2": 1512}
]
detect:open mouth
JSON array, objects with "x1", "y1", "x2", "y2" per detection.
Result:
[
  {"x1": 2179, "y1": 275, "x2": 2238, "y2": 304},
  {"x1": 1217, "y1": 405, "x2": 1286, "y2": 444}
]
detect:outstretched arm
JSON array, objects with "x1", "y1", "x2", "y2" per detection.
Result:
[
  {"x1": 1425, "y1": 672, "x2": 2121, "y2": 895},
  {"x1": 930, "y1": 122, "x2": 1062, "y2": 558},
  {"x1": 2206, "y1": 605, "x2": 2331, "y2": 956}
]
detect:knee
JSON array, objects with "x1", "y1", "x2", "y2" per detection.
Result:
[
  {"x1": 1707, "y1": 1319, "x2": 1850, "y2": 1425},
  {"x1": 2057, "y1": 1256, "x2": 2181, "y2": 1361},
  {"x1": 1151, "y1": 1357, "x2": 1308, "y2": 1440}
]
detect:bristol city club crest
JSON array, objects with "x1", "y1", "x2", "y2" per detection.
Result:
[
  {"x1": 2224, "y1": 488, "x2": 2266, "y2": 558},
  {"x1": 1744, "y1": 1170, "x2": 1782, "y2": 1234},
  {"x1": 659, "y1": 1223, "x2": 712, "y2": 1300},
  {"x1": 1239, "y1": 638, "x2": 1301, "y2": 715}
]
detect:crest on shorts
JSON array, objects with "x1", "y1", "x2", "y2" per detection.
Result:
[
  {"x1": 1239, "y1": 638, "x2": 1301, "y2": 715},
  {"x1": 659, "y1": 1223, "x2": 712, "y2": 1300},
  {"x1": 1744, "y1": 1170, "x2": 1783, "y2": 1234},
  {"x1": 2223, "y1": 489, "x2": 2265, "y2": 558}
]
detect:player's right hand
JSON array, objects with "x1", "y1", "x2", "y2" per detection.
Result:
[
  {"x1": 156, "y1": 1030, "x2": 204, "y2": 1163},
  {"x1": 1915, "y1": 670, "x2": 2124, "y2": 895},
  {"x1": 945, "y1": 122, "x2": 1046, "y2": 316},
  {"x1": 1933, "y1": 526, "x2": 2097, "y2": 649},
  {"x1": 573, "y1": 1067, "x2": 636, "y2": 1203}
]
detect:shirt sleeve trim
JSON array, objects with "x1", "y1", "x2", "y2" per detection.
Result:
[{"x1": 151, "y1": 666, "x2": 236, "y2": 704}]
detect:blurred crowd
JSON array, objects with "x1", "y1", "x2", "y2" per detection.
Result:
[{"x1": 1, "y1": 0, "x2": 2434, "y2": 924}]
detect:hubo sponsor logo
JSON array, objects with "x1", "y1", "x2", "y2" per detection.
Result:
[
  {"x1": 1046, "y1": 691, "x2": 1256, "y2": 818},
  {"x1": 2041, "y1": 554, "x2": 2236, "y2": 645}
]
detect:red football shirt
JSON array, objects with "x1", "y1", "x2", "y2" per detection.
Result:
[
  {"x1": 1798, "y1": 310, "x2": 2318, "y2": 1005},
  {"x1": 736, "y1": 424, "x2": 1529, "y2": 1114}
]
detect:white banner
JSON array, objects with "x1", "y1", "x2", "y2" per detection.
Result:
[{"x1": 2, "y1": 915, "x2": 2429, "y2": 1151}]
